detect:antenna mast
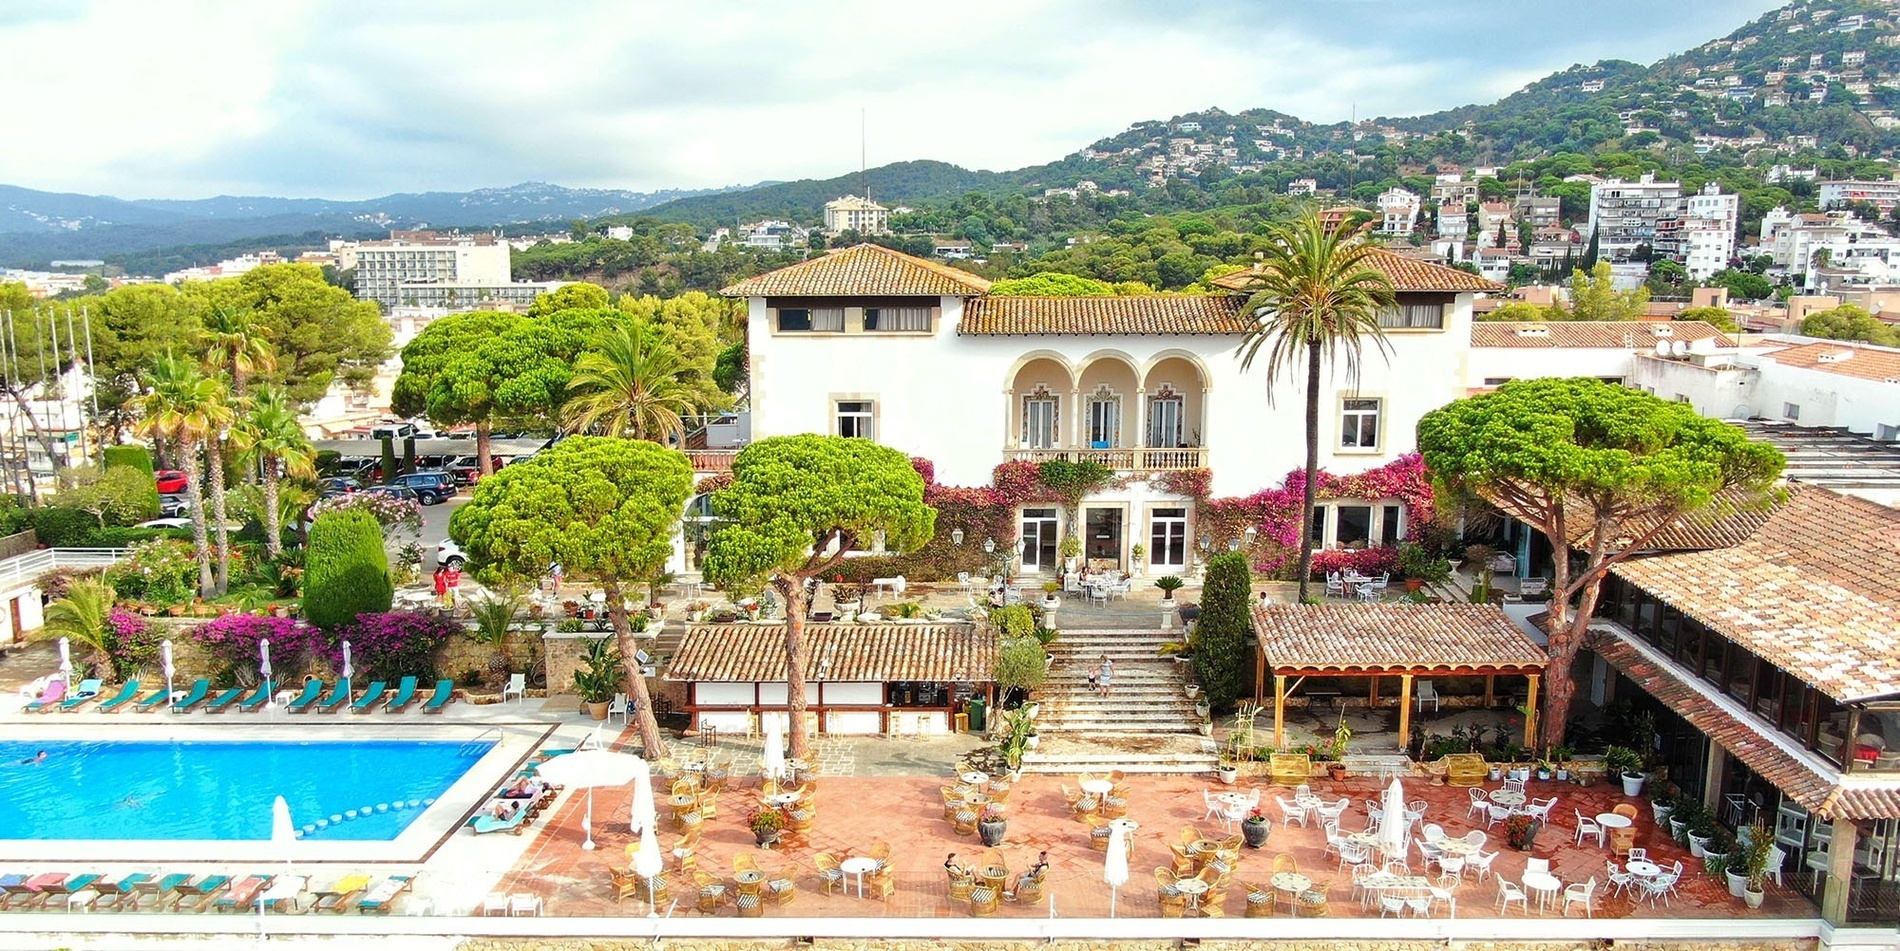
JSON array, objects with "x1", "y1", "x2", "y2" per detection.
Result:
[{"x1": 860, "y1": 107, "x2": 868, "y2": 201}]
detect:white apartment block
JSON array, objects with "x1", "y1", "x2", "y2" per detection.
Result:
[
  {"x1": 1377, "y1": 188, "x2": 1421, "y2": 235},
  {"x1": 1760, "y1": 207, "x2": 1900, "y2": 287},
  {"x1": 1652, "y1": 182, "x2": 1739, "y2": 279},
  {"x1": 822, "y1": 195, "x2": 891, "y2": 235},
  {"x1": 1430, "y1": 174, "x2": 1478, "y2": 207},
  {"x1": 1586, "y1": 174, "x2": 1683, "y2": 262},
  {"x1": 351, "y1": 231, "x2": 514, "y2": 310},
  {"x1": 1820, "y1": 179, "x2": 1900, "y2": 214},
  {"x1": 1286, "y1": 178, "x2": 1318, "y2": 196}
]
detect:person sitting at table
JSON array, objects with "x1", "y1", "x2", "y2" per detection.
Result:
[
  {"x1": 1015, "y1": 851, "x2": 1048, "y2": 890},
  {"x1": 944, "y1": 852, "x2": 970, "y2": 878}
]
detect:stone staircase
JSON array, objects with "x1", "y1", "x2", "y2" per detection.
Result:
[{"x1": 1020, "y1": 629, "x2": 1219, "y2": 775}]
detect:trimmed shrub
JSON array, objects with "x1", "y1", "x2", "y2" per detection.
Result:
[
  {"x1": 1194, "y1": 552, "x2": 1252, "y2": 713},
  {"x1": 303, "y1": 509, "x2": 392, "y2": 630},
  {"x1": 27, "y1": 507, "x2": 98, "y2": 547},
  {"x1": 100, "y1": 445, "x2": 162, "y2": 524}
]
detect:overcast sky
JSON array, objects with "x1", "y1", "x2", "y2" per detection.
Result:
[{"x1": 0, "y1": 0, "x2": 1784, "y2": 200}]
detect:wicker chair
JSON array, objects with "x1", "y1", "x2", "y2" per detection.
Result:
[
  {"x1": 1085, "y1": 814, "x2": 1113, "y2": 851},
  {"x1": 947, "y1": 868, "x2": 975, "y2": 903},
  {"x1": 969, "y1": 884, "x2": 1000, "y2": 917},
  {"x1": 1014, "y1": 869, "x2": 1045, "y2": 904},
  {"x1": 952, "y1": 808, "x2": 979, "y2": 836},
  {"x1": 734, "y1": 853, "x2": 761, "y2": 877},
  {"x1": 766, "y1": 869, "x2": 797, "y2": 906},
  {"x1": 1272, "y1": 853, "x2": 1300, "y2": 876},
  {"x1": 1156, "y1": 868, "x2": 1187, "y2": 918},
  {"x1": 867, "y1": 866, "x2": 895, "y2": 901},
  {"x1": 1169, "y1": 843, "x2": 1196, "y2": 875},
  {"x1": 1441, "y1": 753, "x2": 1488, "y2": 788},
  {"x1": 1244, "y1": 880, "x2": 1274, "y2": 917},
  {"x1": 1293, "y1": 880, "x2": 1332, "y2": 917},
  {"x1": 1103, "y1": 795, "x2": 1129, "y2": 819},
  {"x1": 692, "y1": 871, "x2": 727, "y2": 915},
  {"x1": 610, "y1": 868, "x2": 641, "y2": 903},
  {"x1": 1270, "y1": 753, "x2": 1312, "y2": 787},
  {"x1": 814, "y1": 853, "x2": 845, "y2": 896}
]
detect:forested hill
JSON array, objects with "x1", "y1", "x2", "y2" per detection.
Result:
[{"x1": 636, "y1": 159, "x2": 1092, "y2": 229}]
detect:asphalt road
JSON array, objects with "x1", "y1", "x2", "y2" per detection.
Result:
[{"x1": 419, "y1": 493, "x2": 468, "y2": 571}]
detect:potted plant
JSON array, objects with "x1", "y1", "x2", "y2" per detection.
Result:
[
  {"x1": 1604, "y1": 745, "x2": 1645, "y2": 796},
  {"x1": 977, "y1": 805, "x2": 1007, "y2": 846},
  {"x1": 1130, "y1": 543, "x2": 1146, "y2": 573},
  {"x1": 1536, "y1": 757, "x2": 1553, "y2": 782},
  {"x1": 1397, "y1": 542, "x2": 1452, "y2": 591},
  {"x1": 1651, "y1": 790, "x2": 1675, "y2": 826},
  {"x1": 1328, "y1": 716, "x2": 1352, "y2": 778},
  {"x1": 1058, "y1": 535, "x2": 1082, "y2": 571},
  {"x1": 1552, "y1": 746, "x2": 1574, "y2": 782},
  {"x1": 1504, "y1": 813, "x2": 1541, "y2": 851},
  {"x1": 571, "y1": 637, "x2": 621, "y2": 720},
  {"x1": 1740, "y1": 820, "x2": 1774, "y2": 908},
  {"x1": 1154, "y1": 575, "x2": 1185, "y2": 604},
  {"x1": 1216, "y1": 756, "x2": 1238, "y2": 785},
  {"x1": 1689, "y1": 815, "x2": 1718, "y2": 858},
  {"x1": 831, "y1": 582, "x2": 863, "y2": 619},
  {"x1": 1242, "y1": 808, "x2": 1272, "y2": 849},
  {"x1": 1041, "y1": 581, "x2": 1061, "y2": 610},
  {"x1": 747, "y1": 807, "x2": 786, "y2": 848}
]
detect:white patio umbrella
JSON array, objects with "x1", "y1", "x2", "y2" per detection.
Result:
[
  {"x1": 260, "y1": 795, "x2": 296, "y2": 933},
  {"x1": 259, "y1": 638, "x2": 273, "y2": 703},
  {"x1": 160, "y1": 639, "x2": 174, "y2": 706},
  {"x1": 340, "y1": 640, "x2": 353, "y2": 680},
  {"x1": 628, "y1": 758, "x2": 656, "y2": 834},
  {"x1": 1104, "y1": 825, "x2": 1130, "y2": 918},
  {"x1": 761, "y1": 716, "x2": 785, "y2": 781},
  {"x1": 56, "y1": 637, "x2": 70, "y2": 681},
  {"x1": 1380, "y1": 777, "x2": 1407, "y2": 859},
  {"x1": 631, "y1": 822, "x2": 665, "y2": 916},
  {"x1": 533, "y1": 747, "x2": 644, "y2": 850}
]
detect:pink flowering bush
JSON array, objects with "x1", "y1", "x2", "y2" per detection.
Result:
[
  {"x1": 307, "y1": 491, "x2": 422, "y2": 538},
  {"x1": 325, "y1": 611, "x2": 461, "y2": 682},
  {"x1": 192, "y1": 614, "x2": 326, "y2": 683},
  {"x1": 103, "y1": 608, "x2": 162, "y2": 680},
  {"x1": 1198, "y1": 454, "x2": 1437, "y2": 578}
]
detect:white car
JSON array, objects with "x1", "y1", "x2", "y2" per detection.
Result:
[
  {"x1": 436, "y1": 539, "x2": 466, "y2": 568},
  {"x1": 137, "y1": 518, "x2": 193, "y2": 530}
]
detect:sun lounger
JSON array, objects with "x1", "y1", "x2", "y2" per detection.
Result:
[
  {"x1": 421, "y1": 678, "x2": 454, "y2": 713},
  {"x1": 0, "y1": 874, "x2": 33, "y2": 909},
  {"x1": 20, "y1": 872, "x2": 74, "y2": 909},
  {"x1": 24, "y1": 679, "x2": 67, "y2": 712},
  {"x1": 169, "y1": 678, "x2": 212, "y2": 713},
  {"x1": 469, "y1": 807, "x2": 532, "y2": 835},
  {"x1": 311, "y1": 873, "x2": 372, "y2": 913},
  {"x1": 94, "y1": 680, "x2": 143, "y2": 712},
  {"x1": 133, "y1": 687, "x2": 173, "y2": 712},
  {"x1": 313, "y1": 678, "x2": 353, "y2": 713},
  {"x1": 202, "y1": 686, "x2": 246, "y2": 713},
  {"x1": 382, "y1": 676, "x2": 418, "y2": 713},
  {"x1": 354, "y1": 874, "x2": 412, "y2": 914},
  {"x1": 213, "y1": 874, "x2": 272, "y2": 912},
  {"x1": 235, "y1": 682, "x2": 272, "y2": 712},
  {"x1": 47, "y1": 873, "x2": 99, "y2": 909},
  {"x1": 56, "y1": 678, "x2": 104, "y2": 710},
  {"x1": 174, "y1": 874, "x2": 231, "y2": 911},
  {"x1": 349, "y1": 680, "x2": 389, "y2": 713},
  {"x1": 257, "y1": 874, "x2": 305, "y2": 913},
  {"x1": 95, "y1": 872, "x2": 150, "y2": 910},
  {"x1": 284, "y1": 679, "x2": 326, "y2": 714},
  {"x1": 144, "y1": 873, "x2": 193, "y2": 910}
]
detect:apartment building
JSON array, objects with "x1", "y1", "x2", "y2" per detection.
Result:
[
  {"x1": 1376, "y1": 187, "x2": 1421, "y2": 235},
  {"x1": 350, "y1": 231, "x2": 514, "y2": 309},
  {"x1": 823, "y1": 195, "x2": 891, "y2": 235},
  {"x1": 1587, "y1": 174, "x2": 1684, "y2": 262},
  {"x1": 1820, "y1": 179, "x2": 1900, "y2": 214}
]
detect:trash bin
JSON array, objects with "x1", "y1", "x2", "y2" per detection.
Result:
[
  {"x1": 967, "y1": 698, "x2": 987, "y2": 733},
  {"x1": 954, "y1": 712, "x2": 970, "y2": 734}
]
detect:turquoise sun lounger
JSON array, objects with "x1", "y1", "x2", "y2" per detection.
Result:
[
  {"x1": 382, "y1": 676, "x2": 418, "y2": 713},
  {"x1": 421, "y1": 678, "x2": 454, "y2": 713},
  {"x1": 469, "y1": 809, "x2": 530, "y2": 835},
  {"x1": 59, "y1": 678, "x2": 112, "y2": 710},
  {"x1": 348, "y1": 680, "x2": 388, "y2": 713},
  {"x1": 283, "y1": 679, "x2": 325, "y2": 713},
  {"x1": 93, "y1": 680, "x2": 142, "y2": 712},
  {"x1": 313, "y1": 678, "x2": 352, "y2": 713},
  {"x1": 133, "y1": 686, "x2": 172, "y2": 712},
  {"x1": 202, "y1": 686, "x2": 246, "y2": 713},
  {"x1": 235, "y1": 682, "x2": 272, "y2": 712},
  {"x1": 169, "y1": 678, "x2": 212, "y2": 712}
]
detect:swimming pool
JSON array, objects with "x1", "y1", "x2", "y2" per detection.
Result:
[{"x1": 0, "y1": 739, "x2": 494, "y2": 841}]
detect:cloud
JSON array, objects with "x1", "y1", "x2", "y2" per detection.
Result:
[{"x1": 0, "y1": 0, "x2": 1784, "y2": 199}]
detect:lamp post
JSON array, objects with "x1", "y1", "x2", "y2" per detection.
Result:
[
  {"x1": 1226, "y1": 537, "x2": 1242, "y2": 552},
  {"x1": 951, "y1": 528, "x2": 964, "y2": 547}
]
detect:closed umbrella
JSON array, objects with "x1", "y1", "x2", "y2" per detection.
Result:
[
  {"x1": 340, "y1": 640, "x2": 353, "y2": 680},
  {"x1": 259, "y1": 639, "x2": 273, "y2": 704},
  {"x1": 631, "y1": 822, "x2": 665, "y2": 915},
  {"x1": 57, "y1": 637, "x2": 70, "y2": 682},
  {"x1": 160, "y1": 640, "x2": 174, "y2": 706},
  {"x1": 1104, "y1": 825, "x2": 1130, "y2": 917},
  {"x1": 533, "y1": 747, "x2": 644, "y2": 851},
  {"x1": 261, "y1": 795, "x2": 296, "y2": 932},
  {"x1": 628, "y1": 758, "x2": 656, "y2": 834},
  {"x1": 761, "y1": 716, "x2": 785, "y2": 781},
  {"x1": 1380, "y1": 777, "x2": 1407, "y2": 859}
]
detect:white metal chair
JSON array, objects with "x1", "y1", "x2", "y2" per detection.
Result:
[
  {"x1": 1562, "y1": 878, "x2": 1596, "y2": 918},
  {"x1": 1486, "y1": 804, "x2": 1513, "y2": 828},
  {"x1": 1338, "y1": 841, "x2": 1373, "y2": 873},
  {"x1": 1466, "y1": 788, "x2": 1488, "y2": 821},
  {"x1": 1468, "y1": 848, "x2": 1498, "y2": 883},
  {"x1": 1318, "y1": 797, "x2": 1350, "y2": 827},
  {"x1": 1277, "y1": 796, "x2": 1309, "y2": 828},
  {"x1": 1404, "y1": 799, "x2": 1426, "y2": 824},
  {"x1": 1524, "y1": 796, "x2": 1558, "y2": 822},
  {"x1": 1496, "y1": 878, "x2": 1527, "y2": 915},
  {"x1": 1438, "y1": 854, "x2": 1466, "y2": 881},
  {"x1": 501, "y1": 673, "x2": 526, "y2": 705},
  {"x1": 1606, "y1": 860, "x2": 1636, "y2": 898},
  {"x1": 1429, "y1": 873, "x2": 1459, "y2": 917},
  {"x1": 1324, "y1": 573, "x2": 1345, "y2": 598},
  {"x1": 1526, "y1": 858, "x2": 1550, "y2": 876},
  {"x1": 482, "y1": 892, "x2": 510, "y2": 916},
  {"x1": 607, "y1": 692, "x2": 629, "y2": 725},
  {"x1": 957, "y1": 572, "x2": 975, "y2": 596},
  {"x1": 1204, "y1": 789, "x2": 1225, "y2": 822},
  {"x1": 1575, "y1": 810, "x2": 1604, "y2": 848},
  {"x1": 1415, "y1": 679, "x2": 1439, "y2": 712}
]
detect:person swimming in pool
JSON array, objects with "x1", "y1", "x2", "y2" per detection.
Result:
[{"x1": 18, "y1": 750, "x2": 44, "y2": 766}]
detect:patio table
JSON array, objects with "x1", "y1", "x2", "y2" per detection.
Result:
[
  {"x1": 961, "y1": 771, "x2": 989, "y2": 789},
  {"x1": 1596, "y1": 813, "x2": 1633, "y2": 831},
  {"x1": 1270, "y1": 872, "x2": 1311, "y2": 896},
  {"x1": 735, "y1": 870, "x2": 764, "y2": 888},
  {"x1": 840, "y1": 857, "x2": 879, "y2": 899},
  {"x1": 1625, "y1": 860, "x2": 1660, "y2": 878},
  {"x1": 979, "y1": 865, "x2": 1008, "y2": 892},
  {"x1": 1081, "y1": 779, "x2": 1113, "y2": 813},
  {"x1": 1428, "y1": 837, "x2": 1480, "y2": 857},
  {"x1": 1363, "y1": 872, "x2": 1430, "y2": 890},
  {"x1": 763, "y1": 793, "x2": 801, "y2": 808},
  {"x1": 1488, "y1": 789, "x2": 1526, "y2": 807},
  {"x1": 1346, "y1": 831, "x2": 1382, "y2": 852},
  {"x1": 1522, "y1": 871, "x2": 1561, "y2": 913},
  {"x1": 1174, "y1": 875, "x2": 1211, "y2": 911},
  {"x1": 1216, "y1": 792, "x2": 1251, "y2": 810}
]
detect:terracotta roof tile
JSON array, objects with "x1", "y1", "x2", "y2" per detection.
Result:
[
  {"x1": 1252, "y1": 603, "x2": 1547, "y2": 674},
  {"x1": 959, "y1": 296, "x2": 1249, "y2": 335},
  {"x1": 1594, "y1": 635, "x2": 1900, "y2": 819},
  {"x1": 665, "y1": 623, "x2": 995, "y2": 683},
  {"x1": 1760, "y1": 340, "x2": 1900, "y2": 383},
  {"x1": 1470, "y1": 321, "x2": 1735, "y2": 349},
  {"x1": 1611, "y1": 486, "x2": 1900, "y2": 702},
  {"x1": 1210, "y1": 247, "x2": 1504, "y2": 293},
  {"x1": 720, "y1": 244, "x2": 991, "y2": 298}
]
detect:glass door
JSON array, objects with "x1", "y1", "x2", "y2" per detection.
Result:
[
  {"x1": 1147, "y1": 396, "x2": 1183, "y2": 447},
  {"x1": 1020, "y1": 508, "x2": 1058, "y2": 573},
  {"x1": 1024, "y1": 398, "x2": 1058, "y2": 449},
  {"x1": 1085, "y1": 507, "x2": 1123, "y2": 566},
  {"x1": 1088, "y1": 397, "x2": 1120, "y2": 449},
  {"x1": 1150, "y1": 507, "x2": 1188, "y2": 570}
]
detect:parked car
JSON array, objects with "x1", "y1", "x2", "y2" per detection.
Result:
[
  {"x1": 154, "y1": 470, "x2": 187, "y2": 494},
  {"x1": 436, "y1": 539, "x2": 465, "y2": 569},
  {"x1": 393, "y1": 471, "x2": 456, "y2": 505},
  {"x1": 158, "y1": 493, "x2": 191, "y2": 517},
  {"x1": 137, "y1": 517, "x2": 193, "y2": 530},
  {"x1": 369, "y1": 422, "x2": 416, "y2": 441},
  {"x1": 444, "y1": 455, "x2": 505, "y2": 485},
  {"x1": 317, "y1": 476, "x2": 362, "y2": 498},
  {"x1": 362, "y1": 485, "x2": 421, "y2": 504}
]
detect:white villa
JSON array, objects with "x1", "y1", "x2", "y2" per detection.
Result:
[{"x1": 721, "y1": 244, "x2": 1500, "y2": 575}]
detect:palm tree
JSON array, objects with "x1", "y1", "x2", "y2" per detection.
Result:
[
  {"x1": 128, "y1": 354, "x2": 228, "y2": 598},
  {"x1": 199, "y1": 305, "x2": 277, "y2": 396},
  {"x1": 44, "y1": 578, "x2": 116, "y2": 677},
  {"x1": 1234, "y1": 210, "x2": 1396, "y2": 601},
  {"x1": 562, "y1": 321, "x2": 696, "y2": 444},
  {"x1": 230, "y1": 385, "x2": 314, "y2": 559}
]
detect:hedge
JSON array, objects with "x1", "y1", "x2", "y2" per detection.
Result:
[
  {"x1": 303, "y1": 509, "x2": 393, "y2": 630},
  {"x1": 1193, "y1": 552, "x2": 1252, "y2": 713}
]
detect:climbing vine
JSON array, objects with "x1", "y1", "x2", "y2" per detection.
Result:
[{"x1": 1199, "y1": 454, "x2": 1436, "y2": 579}]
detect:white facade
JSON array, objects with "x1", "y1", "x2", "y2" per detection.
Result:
[
  {"x1": 823, "y1": 195, "x2": 890, "y2": 235},
  {"x1": 352, "y1": 232, "x2": 513, "y2": 309},
  {"x1": 1377, "y1": 188, "x2": 1421, "y2": 235},
  {"x1": 1820, "y1": 179, "x2": 1900, "y2": 213},
  {"x1": 1587, "y1": 175, "x2": 1683, "y2": 261},
  {"x1": 1760, "y1": 207, "x2": 1900, "y2": 287}
]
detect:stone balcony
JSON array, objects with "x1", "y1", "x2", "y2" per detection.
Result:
[{"x1": 1002, "y1": 447, "x2": 1207, "y2": 472}]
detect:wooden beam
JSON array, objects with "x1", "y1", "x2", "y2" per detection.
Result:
[
  {"x1": 1484, "y1": 674, "x2": 1496, "y2": 708},
  {"x1": 1398, "y1": 674, "x2": 1414, "y2": 751},
  {"x1": 1274, "y1": 675, "x2": 1287, "y2": 750},
  {"x1": 1369, "y1": 675, "x2": 1379, "y2": 707},
  {"x1": 1523, "y1": 673, "x2": 1541, "y2": 748},
  {"x1": 1254, "y1": 647, "x2": 1266, "y2": 709}
]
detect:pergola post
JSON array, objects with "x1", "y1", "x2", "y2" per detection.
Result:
[
  {"x1": 1523, "y1": 673, "x2": 1542, "y2": 748},
  {"x1": 1398, "y1": 674, "x2": 1414, "y2": 751},
  {"x1": 1484, "y1": 674, "x2": 1496, "y2": 708},
  {"x1": 1273, "y1": 674, "x2": 1287, "y2": 749},
  {"x1": 1254, "y1": 648, "x2": 1266, "y2": 709}
]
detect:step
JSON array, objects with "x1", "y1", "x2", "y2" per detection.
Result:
[{"x1": 1019, "y1": 733, "x2": 1221, "y2": 774}]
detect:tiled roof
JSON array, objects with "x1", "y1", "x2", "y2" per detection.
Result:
[
  {"x1": 1470, "y1": 321, "x2": 1734, "y2": 350},
  {"x1": 1209, "y1": 247, "x2": 1504, "y2": 293},
  {"x1": 1760, "y1": 340, "x2": 1900, "y2": 383},
  {"x1": 1611, "y1": 486, "x2": 1900, "y2": 702},
  {"x1": 719, "y1": 244, "x2": 992, "y2": 298},
  {"x1": 959, "y1": 295, "x2": 1250, "y2": 335},
  {"x1": 665, "y1": 623, "x2": 995, "y2": 683},
  {"x1": 1594, "y1": 635, "x2": 1900, "y2": 820},
  {"x1": 1252, "y1": 603, "x2": 1547, "y2": 675}
]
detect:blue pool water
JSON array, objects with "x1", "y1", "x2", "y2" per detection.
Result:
[{"x1": 0, "y1": 739, "x2": 493, "y2": 841}]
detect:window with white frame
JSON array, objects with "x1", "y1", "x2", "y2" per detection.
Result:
[
  {"x1": 1783, "y1": 402, "x2": 1802, "y2": 421},
  {"x1": 1022, "y1": 385, "x2": 1058, "y2": 449},
  {"x1": 776, "y1": 307, "x2": 845, "y2": 332},
  {"x1": 1340, "y1": 398, "x2": 1381, "y2": 450},
  {"x1": 836, "y1": 400, "x2": 875, "y2": 440},
  {"x1": 864, "y1": 306, "x2": 930, "y2": 332},
  {"x1": 1309, "y1": 500, "x2": 1404, "y2": 549},
  {"x1": 1087, "y1": 386, "x2": 1121, "y2": 449},
  {"x1": 1378, "y1": 302, "x2": 1445, "y2": 329}
]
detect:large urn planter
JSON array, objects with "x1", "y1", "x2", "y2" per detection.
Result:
[
  {"x1": 978, "y1": 816, "x2": 1007, "y2": 847},
  {"x1": 586, "y1": 700, "x2": 609, "y2": 720},
  {"x1": 1727, "y1": 869, "x2": 1748, "y2": 898},
  {"x1": 1242, "y1": 816, "x2": 1272, "y2": 849}
]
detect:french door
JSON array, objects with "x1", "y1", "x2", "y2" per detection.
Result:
[
  {"x1": 1020, "y1": 508, "x2": 1059, "y2": 572},
  {"x1": 1149, "y1": 507, "x2": 1188, "y2": 570}
]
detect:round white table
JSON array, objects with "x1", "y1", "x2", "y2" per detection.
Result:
[
  {"x1": 1596, "y1": 812, "x2": 1633, "y2": 830},
  {"x1": 1216, "y1": 792, "x2": 1251, "y2": 809},
  {"x1": 1625, "y1": 859, "x2": 1660, "y2": 878},
  {"x1": 1429, "y1": 837, "x2": 1479, "y2": 857},
  {"x1": 961, "y1": 771, "x2": 989, "y2": 788},
  {"x1": 1174, "y1": 876, "x2": 1210, "y2": 910},
  {"x1": 1270, "y1": 872, "x2": 1311, "y2": 895},
  {"x1": 1489, "y1": 789, "x2": 1527, "y2": 807},
  {"x1": 763, "y1": 793, "x2": 801, "y2": 808},
  {"x1": 840, "y1": 857, "x2": 879, "y2": 898},
  {"x1": 1080, "y1": 779, "x2": 1113, "y2": 797},
  {"x1": 1521, "y1": 871, "x2": 1561, "y2": 912}
]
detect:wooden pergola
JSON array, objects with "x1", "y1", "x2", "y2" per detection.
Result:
[{"x1": 1250, "y1": 603, "x2": 1550, "y2": 749}]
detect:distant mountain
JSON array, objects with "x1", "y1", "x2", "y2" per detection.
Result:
[
  {"x1": 0, "y1": 181, "x2": 741, "y2": 267},
  {"x1": 637, "y1": 159, "x2": 1094, "y2": 229}
]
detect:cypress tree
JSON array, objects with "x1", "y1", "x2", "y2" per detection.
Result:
[
  {"x1": 1193, "y1": 551, "x2": 1253, "y2": 712},
  {"x1": 303, "y1": 508, "x2": 393, "y2": 630}
]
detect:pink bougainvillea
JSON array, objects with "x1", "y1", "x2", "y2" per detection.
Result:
[
  {"x1": 989, "y1": 459, "x2": 1046, "y2": 507},
  {"x1": 1198, "y1": 453, "x2": 1437, "y2": 578}
]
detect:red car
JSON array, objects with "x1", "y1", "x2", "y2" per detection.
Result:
[{"x1": 154, "y1": 470, "x2": 188, "y2": 494}]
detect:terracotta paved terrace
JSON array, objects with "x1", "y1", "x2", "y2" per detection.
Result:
[{"x1": 494, "y1": 738, "x2": 1814, "y2": 921}]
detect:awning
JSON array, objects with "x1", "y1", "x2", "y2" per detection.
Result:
[
  {"x1": 664, "y1": 623, "x2": 995, "y2": 684},
  {"x1": 1253, "y1": 603, "x2": 1547, "y2": 677}
]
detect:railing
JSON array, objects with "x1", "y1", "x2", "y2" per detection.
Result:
[
  {"x1": 0, "y1": 547, "x2": 129, "y2": 589},
  {"x1": 1002, "y1": 448, "x2": 1207, "y2": 472}
]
